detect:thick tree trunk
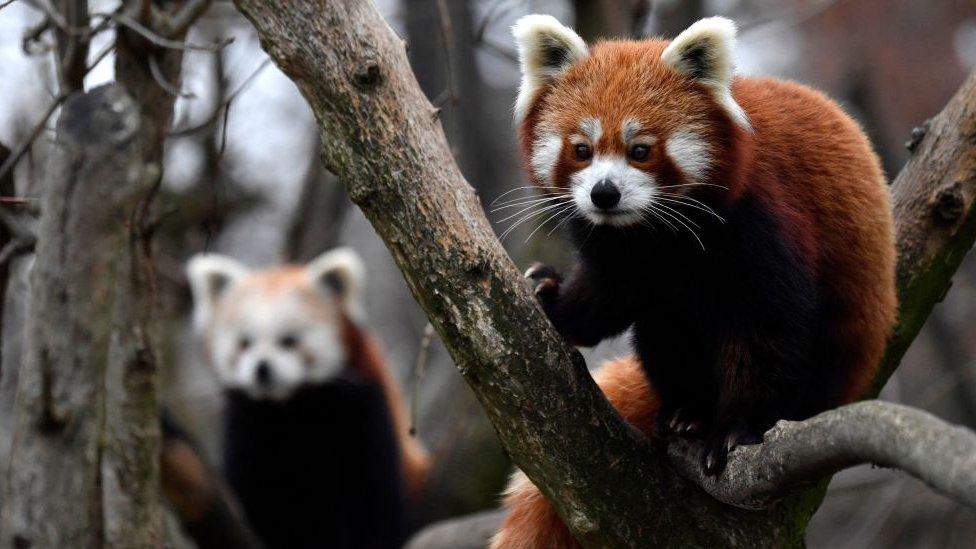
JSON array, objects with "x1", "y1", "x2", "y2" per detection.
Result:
[
  {"x1": 231, "y1": 1, "x2": 976, "y2": 546},
  {"x1": 0, "y1": 85, "x2": 164, "y2": 546}
]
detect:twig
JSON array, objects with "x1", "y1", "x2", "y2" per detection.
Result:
[
  {"x1": 149, "y1": 54, "x2": 195, "y2": 97},
  {"x1": 409, "y1": 323, "x2": 435, "y2": 436},
  {"x1": 0, "y1": 0, "x2": 18, "y2": 11},
  {"x1": 434, "y1": 0, "x2": 458, "y2": 108},
  {"x1": 474, "y1": 0, "x2": 521, "y2": 42},
  {"x1": 85, "y1": 41, "x2": 114, "y2": 72},
  {"x1": 165, "y1": 0, "x2": 212, "y2": 37},
  {"x1": 0, "y1": 94, "x2": 68, "y2": 185},
  {"x1": 106, "y1": 10, "x2": 233, "y2": 52},
  {"x1": 168, "y1": 58, "x2": 271, "y2": 137},
  {"x1": 667, "y1": 400, "x2": 976, "y2": 511},
  {"x1": 0, "y1": 208, "x2": 37, "y2": 266}
]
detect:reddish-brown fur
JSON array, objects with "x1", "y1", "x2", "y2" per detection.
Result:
[
  {"x1": 522, "y1": 39, "x2": 894, "y2": 404},
  {"x1": 498, "y1": 34, "x2": 896, "y2": 547},
  {"x1": 340, "y1": 314, "x2": 431, "y2": 496}
]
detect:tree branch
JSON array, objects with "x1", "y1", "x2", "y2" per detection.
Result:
[
  {"x1": 231, "y1": 0, "x2": 976, "y2": 544},
  {"x1": 669, "y1": 401, "x2": 976, "y2": 510}
]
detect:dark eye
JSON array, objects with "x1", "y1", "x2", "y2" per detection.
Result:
[
  {"x1": 238, "y1": 336, "x2": 251, "y2": 351},
  {"x1": 574, "y1": 143, "x2": 592, "y2": 161},
  {"x1": 278, "y1": 333, "x2": 299, "y2": 349},
  {"x1": 630, "y1": 144, "x2": 650, "y2": 161}
]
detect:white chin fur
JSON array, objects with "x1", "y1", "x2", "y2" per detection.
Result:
[{"x1": 571, "y1": 156, "x2": 655, "y2": 226}]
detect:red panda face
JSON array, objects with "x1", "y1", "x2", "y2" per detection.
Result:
[
  {"x1": 187, "y1": 249, "x2": 366, "y2": 401},
  {"x1": 513, "y1": 15, "x2": 749, "y2": 228}
]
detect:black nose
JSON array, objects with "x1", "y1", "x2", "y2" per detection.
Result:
[
  {"x1": 255, "y1": 361, "x2": 272, "y2": 385},
  {"x1": 590, "y1": 179, "x2": 621, "y2": 209}
]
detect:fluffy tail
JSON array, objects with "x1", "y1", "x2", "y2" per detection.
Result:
[{"x1": 491, "y1": 356, "x2": 659, "y2": 548}]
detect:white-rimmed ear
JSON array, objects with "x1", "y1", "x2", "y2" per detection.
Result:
[
  {"x1": 186, "y1": 254, "x2": 249, "y2": 331},
  {"x1": 661, "y1": 17, "x2": 750, "y2": 129},
  {"x1": 306, "y1": 247, "x2": 366, "y2": 322},
  {"x1": 512, "y1": 14, "x2": 589, "y2": 122}
]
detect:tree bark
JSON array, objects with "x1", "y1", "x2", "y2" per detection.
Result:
[
  {"x1": 0, "y1": 84, "x2": 163, "y2": 547},
  {"x1": 668, "y1": 400, "x2": 976, "y2": 510},
  {"x1": 230, "y1": 1, "x2": 976, "y2": 545}
]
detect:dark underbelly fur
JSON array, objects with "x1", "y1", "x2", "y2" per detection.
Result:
[
  {"x1": 223, "y1": 374, "x2": 405, "y2": 548},
  {"x1": 531, "y1": 191, "x2": 844, "y2": 473}
]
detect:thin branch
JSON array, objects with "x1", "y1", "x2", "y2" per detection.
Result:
[
  {"x1": 0, "y1": 208, "x2": 37, "y2": 266},
  {"x1": 168, "y1": 58, "x2": 270, "y2": 137},
  {"x1": 104, "y1": 10, "x2": 232, "y2": 52},
  {"x1": 410, "y1": 323, "x2": 436, "y2": 436},
  {"x1": 164, "y1": 0, "x2": 212, "y2": 37},
  {"x1": 668, "y1": 401, "x2": 976, "y2": 510},
  {"x1": 474, "y1": 0, "x2": 521, "y2": 42},
  {"x1": 434, "y1": 0, "x2": 458, "y2": 107},
  {"x1": 0, "y1": 93, "x2": 68, "y2": 185},
  {"x1": 149, "y1": 54, "x2": 195, "y2": 97},
  {"x1": 0, "y1": 0, "x2": 18, "y2": 11}
]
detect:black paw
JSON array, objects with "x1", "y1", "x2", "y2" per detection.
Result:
[
  {"x1": 701, "y1": 421, "x2": 764, "y2": 476},
  {"x1": 524, "y1": 262, "x2": 562, "y2": 306}
]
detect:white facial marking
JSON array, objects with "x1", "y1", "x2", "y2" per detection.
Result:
[
  {"x1": 580, "y1": 117, "x2": 602, "y2": 143},
  {"x1": 209, "y1": 289, "x2": 346, "y2": 401},
  {"x1": 570, "y1": 155, "x2": 656, "y2": 227},
  {"x1": 620, "y1": 118, "x2": 642, "y2": 143},
  {"x1": 531, "y1": 131, "x2": 563, "y2": 184},
  {"x1": 665, "y1": 129, "x2": 712, "y2": 183}
]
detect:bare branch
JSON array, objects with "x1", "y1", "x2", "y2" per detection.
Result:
[
  {"x1": 105, "y1": 10, "x2": 232, "y2": 52},
  {"x1": 168, "y1": 58, "x2": 270, "y2": 137},
  {"x1": 164, "y1": 0, "x2": 212, "y2": 37},
  {"x1": 669, "y1": 401, "x2": 976, "y2": 510},
  {"x1": 0, "y1": 93, "x2": 68, "y2": 184},
  {"x1": 149, "y1": 54, "x2": 195, "y2": 97}
]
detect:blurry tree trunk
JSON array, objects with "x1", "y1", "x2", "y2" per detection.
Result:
[
  {"x1": 652, "y1": 0, "x2": 704, "y2": 37},
  {"x1": 229, "y1": 0, "x2": 976, "y2": 544},
  {"x1": 285, "y1": 156, "x2": 349, "y2": 262},
  {"x1": 1, "y1": 0, "x2": 194, "y2": 543},
  {"x1": 405, "y1": 0, "x2": 504, "y2": 203},
  {"x1": 572, "y1": 0, "x2": 649, "y2": 39},
  {"x1": 0, "y1": 84, "x2": 164, "y2": 547}
]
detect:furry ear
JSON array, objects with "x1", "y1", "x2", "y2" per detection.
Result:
[
  {"x1": 661, "y1": 17, "x2": 750, "y2": 129},
  {"x1": 186, "y1": 254, "x2": 249, "y2": 331},
  {"x1": 512, "y1": 14, "x2": 589, "y2": 122},
  {"x1": 306, "y1": 247, "x2": 366, "y2": 320}
]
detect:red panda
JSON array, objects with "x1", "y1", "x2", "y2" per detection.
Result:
[
  {"x1": 187, "y1": 248, "x2": 430, "y2": 547},
  {"x1": 493, "y1": 13, "x2": 897, "y2": 546}
]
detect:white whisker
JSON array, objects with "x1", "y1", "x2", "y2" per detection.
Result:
[
  {"x1": 525, "y1": 203, "x2": 577, "y2": 243},
  {"x1": 498, "y1": 200, "x2": 573, "y2": 241},
  {"x1": 652, "y1": 203, "x2": 706, "y2": 251},
  {"x1": 494, "y1": 199, "x2": 571, "y2": 224},
  {"x1": 489, "y1": 185, "x2": 564, "y2": 206},
  {"x1": 490, "y1": 194, "x2": 572, "y2": 212}
]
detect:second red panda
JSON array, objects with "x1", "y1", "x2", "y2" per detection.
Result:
[{"x1": 187, "y1": 248, "x2": 430, "y2": 548}]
